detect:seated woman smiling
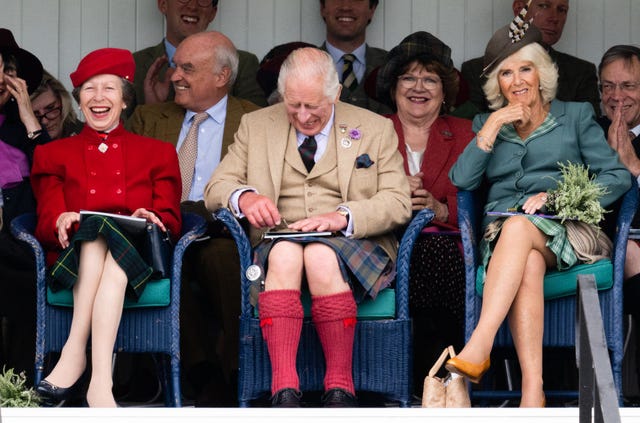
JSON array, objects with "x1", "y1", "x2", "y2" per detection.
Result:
[{"x1": 448, "y1": 17, "x2": 631, "y2": 407}]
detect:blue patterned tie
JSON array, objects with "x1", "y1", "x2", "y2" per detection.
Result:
[{"x1": 298, "y1": 136, "x2": 317, "y2": 172}]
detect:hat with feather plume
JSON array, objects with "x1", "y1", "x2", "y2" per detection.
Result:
[{"x1": 480, "y1": 0, "x2": 542, "y2": 77}]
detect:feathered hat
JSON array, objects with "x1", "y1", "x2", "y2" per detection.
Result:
[{"x1": 480, "y1": 0, "x2": 542, "y2": 77}]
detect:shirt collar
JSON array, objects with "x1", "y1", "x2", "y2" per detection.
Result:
[
  {"x1": 184, "y1": 95, "x2": 228, "y2": 125},
  {"x1": 325, "y1": 41, "x2": 367, "y2": 66},
  {"x1": 164, "y1": 38, "x2": 178, "y2": 67}
]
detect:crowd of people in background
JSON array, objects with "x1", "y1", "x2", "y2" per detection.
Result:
[{"x1": 1, "y1": 0, "x2": 640, "y2": 409}]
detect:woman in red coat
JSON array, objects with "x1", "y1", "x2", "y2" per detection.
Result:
[
  {"x1": 31, "y1": 48, "x2": 181, "y2": 407},
  {"x1": 376, "y1": 31, "x2": 474, "y2": 394}
]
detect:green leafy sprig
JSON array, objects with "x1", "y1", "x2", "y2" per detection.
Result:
[
  {"x1": 0, "y1": 367, "x2": 41, "y2": 407},
  {"x1": 545, "y1": 161, "x2": 609, "y2": 225}
]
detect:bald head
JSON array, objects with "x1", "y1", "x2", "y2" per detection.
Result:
[{"x1": 171, "y1": 31, "x2": 239, "y2": 112}]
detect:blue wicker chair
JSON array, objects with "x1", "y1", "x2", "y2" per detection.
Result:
[
  {"x1": 10, "y1": 212, "x2": 207, "y2": 407},
  {"x1": 213, "y1": 207, "x2": 435, "y2": 407},
  {"x1": 457, "y1": 183, "x2": 638, "y2": 403}
]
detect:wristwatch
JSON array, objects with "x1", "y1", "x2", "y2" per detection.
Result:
[
  {"x1": 336, "y1": 209, "x2": 349, "y2": 221},
  {"x1": 27, "y1": 129, "x2": 43, "y2": 140}
]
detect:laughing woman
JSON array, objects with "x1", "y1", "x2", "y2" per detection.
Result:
[{"x1": 31, "y1": 48, "x2": 181, "y2": 407}]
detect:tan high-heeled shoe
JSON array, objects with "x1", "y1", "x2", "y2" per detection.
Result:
[{"x1": 445, "y1": 356, "x2": 490, "y2": 384}]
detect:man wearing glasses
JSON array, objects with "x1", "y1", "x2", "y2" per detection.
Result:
[
  {"x1": 131, "y1": 0, "x2": 266, "y2": 111},
  {"x1": 597, "y1": 45, "x2": 640, "y2": 397}
]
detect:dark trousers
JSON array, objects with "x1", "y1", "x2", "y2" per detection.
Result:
[
  {"x1": 179, "y1": 202, "x2": 242, "y2": 404},
  {"x1": 0, "y1": 231, "x2": 36, "y2": 384}
]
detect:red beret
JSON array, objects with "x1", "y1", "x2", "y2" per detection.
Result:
[{"x1": 70, "y1": 48, "x2": 135, "y2": 88}]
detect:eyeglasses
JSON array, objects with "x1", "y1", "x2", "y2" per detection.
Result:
[
  {"x1": 176, "y1": 0, "x2": 214, "y2": 7},
  {"x1": 397, "y1": 75, "x2": 441, "y2": 90},
  {"x1": 34, "y1": 106, "x2": 62, "y2": 122},
  {"x1": 599, "y1": 81, "x2": 640, "y2": 94}
]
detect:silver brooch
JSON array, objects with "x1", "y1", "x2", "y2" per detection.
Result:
[
  {"x1": 98, "y1": 143, "x2": 109, "y2": 153},
  {"x1": 341, "y1": 138, "x2": 352, "y2": 148}
]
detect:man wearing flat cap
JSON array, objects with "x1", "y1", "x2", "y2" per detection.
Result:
[
  {"x1": 457, "y1": 0, "x2": 599, "y2": 119},
  {"x1": 128, "y1": 30, "x2": 259, "y2": 406}
]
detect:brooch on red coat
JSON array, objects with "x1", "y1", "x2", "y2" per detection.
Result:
[{"x1": 98, "y1": 143, "x2": 108, "y2": 153}]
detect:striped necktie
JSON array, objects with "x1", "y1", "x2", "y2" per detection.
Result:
[{"x1": 341, "y1": 54, "x2": 357, "y2": 92}]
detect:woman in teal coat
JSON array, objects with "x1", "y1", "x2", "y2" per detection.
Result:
[{"x1": 446, "y1": 22, "x2": 631, "y2": 407}]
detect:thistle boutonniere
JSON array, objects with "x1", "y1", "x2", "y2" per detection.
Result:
[
  {"x1": 339, "y1": 125, "x2": 362, "y2": 148},
  {"x1": 545, "y1": 161, "x2": 609, "y2": 225},
  {"x1": 348, "y1": 128, "x2": 362, "y2": 140}
]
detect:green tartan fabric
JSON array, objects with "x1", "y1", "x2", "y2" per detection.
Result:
[
  {"x1": 49, "y1": 215, "x2": 153, "y2": 300},
  {"x1": 253, "y1": 236, "x2": 394, "y2": 303},
  {"x1": 479, "y1": 215, "x2": 577, "y2": 284}
]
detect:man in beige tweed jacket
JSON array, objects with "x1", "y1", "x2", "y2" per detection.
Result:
[{"x1": 205, "y1": 47, "x2": 411, "y2": 407}]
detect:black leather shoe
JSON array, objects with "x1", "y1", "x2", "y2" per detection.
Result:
[
  {"x1": 36, "y1": 375, "x2": 86, "y2": 406},
  {"x1": 321, "y1": 388, "x2": 358, "y2": 407},
  {"x1": 270, "y1": 388, "x2": 302, "y2": 407}
]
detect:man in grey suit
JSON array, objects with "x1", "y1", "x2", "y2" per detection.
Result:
[
  {"x1": 457, "y1": 0, "x2": 599, "y2": 119},
  {"x1": 129, "y1": 30, "x2": 260, "y2": 406},
  {"x1": 132, "y1": 0, "x2": 266, "y2": 111},
  {"x1": 319, "y1": 0, "x2": 390, "y2": 114}
]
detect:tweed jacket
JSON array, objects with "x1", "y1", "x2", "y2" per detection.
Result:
[
  {"x1": 31, "y1": 124, "x2": 182, "y2": 265},
  {"x1": 389, "y1": 113, "x2": 474, "y2": 228},
  {"x1": 320, "y1": 42, "x2": 391, "y2": 115},
  {"x1": 132, "y1": 41, "x2": 267, "y2": 109},
  {"x1": 458, "y1": 47, "x2": 600, "y2": 119},
  {"x1": 127, "y1": 95, "x2": 260, "y2": 151},
  {"x1": 449, "y1": 100, "x2": 631, "y2": 229},
  {"x1": 204, "y1": 101, "x2": 412, "y2": 259}
]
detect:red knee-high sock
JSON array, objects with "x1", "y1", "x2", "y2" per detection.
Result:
[
  {"x1": 258, "y1": 289, "x2": 303, "y2": 395},
  {"x1": 311, "y1": 291, "x2": 357, "y2": 394}
]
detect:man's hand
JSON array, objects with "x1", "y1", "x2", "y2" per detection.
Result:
[
  {"x1": 608, "y1": 105, "x2": 640, "y2": 177},
  {"x1": 288, "y1": 211, "x2": 348, "y2": 233},
  {"x1": 143, "y1": 55, "x2": 174, "y2": 104},
  {"x1": 238, "y1": 191, "x2": 281, "y2": 229}
]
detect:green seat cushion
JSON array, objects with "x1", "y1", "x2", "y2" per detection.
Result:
[
  {"x1": 253, "y1": 288, "x2": 396, "y2": 320},
  {"x1": 47, "y1": 277, "x2": 171, "y2": 308},
  {"x1": 476, "y1": 259, "x2": 613, "y2": 300}
]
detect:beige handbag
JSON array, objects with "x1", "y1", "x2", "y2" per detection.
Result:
[{"x1": 422, "y1": 345, "x2": 471, "y2": 408}]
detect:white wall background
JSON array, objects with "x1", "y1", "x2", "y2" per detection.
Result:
[{"x1": 1, "y1": 0, "x2": 639, "y2": 94}]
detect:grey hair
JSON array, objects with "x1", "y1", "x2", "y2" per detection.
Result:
[
  {"x1": 277, "y1": 47, "x2": 341, "y2": 102},
  {"x1": 212, "y1": 40, "x2": 239, "y2": 87},
  {"x1": 483, "y1": 42, "x2": 558, "y2": 110}
]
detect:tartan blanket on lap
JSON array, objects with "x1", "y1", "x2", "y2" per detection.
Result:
[{"x1": 49, "y1": 215, "x2": 152, "y2": 300}]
